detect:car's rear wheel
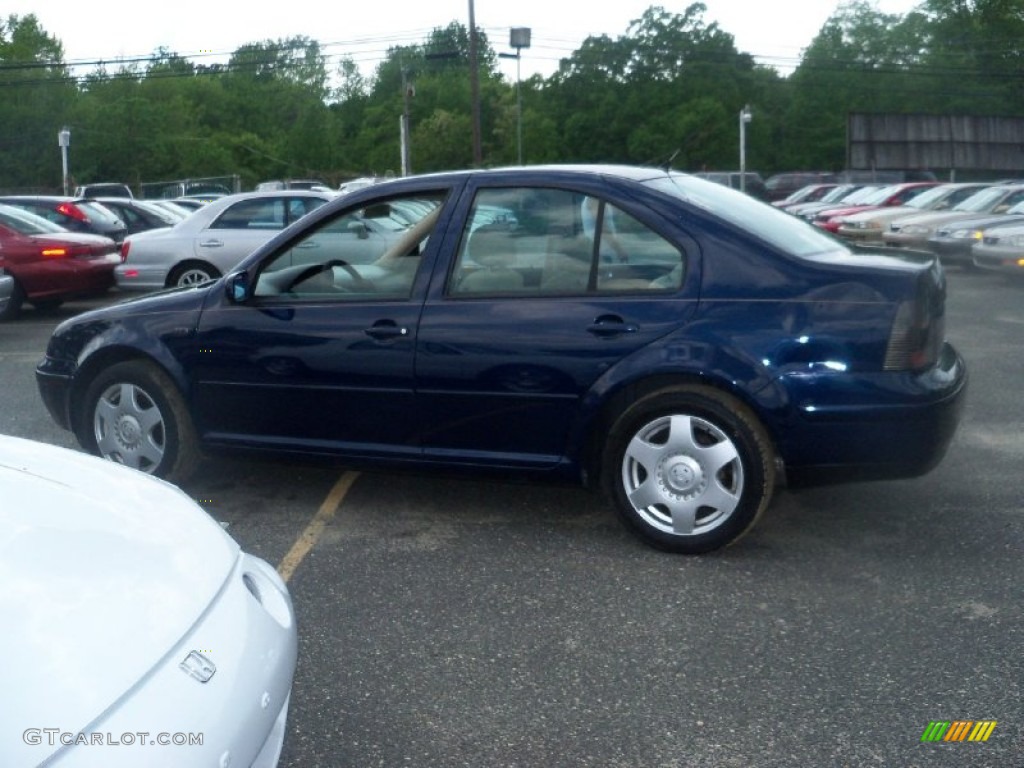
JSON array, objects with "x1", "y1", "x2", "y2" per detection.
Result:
[
  {"x1": 79, "y1": 360, "x2": 200, "y2": 481},
  {"x1": 168, "y1": 262, "x2": 221, "y2": 288},
  {"x1": 604, "y1": 386, "x2": 775, "y2": 554}
]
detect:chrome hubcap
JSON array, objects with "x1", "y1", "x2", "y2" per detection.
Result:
[
  {"x1": 93, "y1": 382, "x2": 166, "y2": 473},
  {"x1": 179, "y1": 269, "x2": 213, "y2": 286},
  {"x1": 621, "y1": 414, "x2": 743, "y2": 536}
]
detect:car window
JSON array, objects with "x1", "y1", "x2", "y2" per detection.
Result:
[
  {"x1": 286, "y1": 196, "x2": 328, "y2": 224},
  {"x1": 448, "y1": 187, "x2": 684, "y2": 297},
  {"x1": 77, "y1": 201, "x2": 124, "y2": 227},
  {"x1": 210, "y1": 198, "x2": 286, "y2": 230},
  {"x1": 254, "y1": 192, "x2": 447, "y2": 302},
  {"x1": 647, "y1": 174, "x2": 849, "y2": 260}
]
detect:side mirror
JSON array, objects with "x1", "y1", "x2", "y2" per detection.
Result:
[{"x1": 226, "y1": 271, "x2": 251, "y2": 304}]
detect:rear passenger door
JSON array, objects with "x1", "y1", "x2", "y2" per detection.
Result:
[{"x1": 415, "y1": 182, "x2": 697, "y2": 468}]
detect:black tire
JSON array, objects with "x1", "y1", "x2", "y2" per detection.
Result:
[
  {"x1": 604, "y1": 385, "x2": 775, "y2": 554},
  {"x1": 77, "y1": 360, "x2": 200, "y2": 482},
  {"x1": 29, "y1": 298, "x2": 64, "y2": 312},
  {"x1": 0, "y1": 279, "x2": 24, "y2": 322},
  {"x1": 167, "y1": 262, "x2": 221, "y2": 288}
]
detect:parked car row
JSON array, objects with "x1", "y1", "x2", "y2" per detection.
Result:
[
  {"x1": 0, "y1": 190, "x2": 336, "y2": 319},
  {"x1": 775, "y1": 179, "x2": 1024, "y2": 275}
]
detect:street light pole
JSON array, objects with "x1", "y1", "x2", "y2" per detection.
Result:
[
  {"x1": 739, "y1": 105, "x2": 752, "y2": 194},
  {"x1": 468, "y1": 0, "x2": 482, "y2": 165},
  {"x1": 58, "y1": 127, "x2": 70, "y2": 195},
  {"x1": 510, "y1": 27, "x2": 530, "y2": 165}
]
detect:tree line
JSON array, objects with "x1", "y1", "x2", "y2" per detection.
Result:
[{"x1": 1, "y1": 1, "x2": 1023, "y2": 193}]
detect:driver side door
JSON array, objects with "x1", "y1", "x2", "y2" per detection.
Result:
[{"x1": 189, "y1": 189, "x2": 451, "y2": 459}]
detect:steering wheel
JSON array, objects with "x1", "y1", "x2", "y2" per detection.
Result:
[{"x1": 284, "y1": 259, "x2": 375, "y2": 293}]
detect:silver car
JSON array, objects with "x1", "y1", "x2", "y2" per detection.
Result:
[
  {"x1": 116, "y1": 190, "x2": 334, "y2": 290},
  {"x1": 0, "y1": 434, "x2": 297, "y2": 767}
]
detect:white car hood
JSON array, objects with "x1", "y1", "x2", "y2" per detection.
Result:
[{"x1": 0, "y1": 436, "x2": 238, "y2": 743}]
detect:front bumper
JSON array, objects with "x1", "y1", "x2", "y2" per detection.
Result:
[
  {"x1": 926, "y1": 237, "x2": 975, "y2": 266},
  {"x1": 36, "y1": 356, "x2": 76, "y2": 431},
  {"x1": 836, "y1": 227, "x2": 884, "y2": 242},
  {"x1": 972, "y1": 245, "x2": 1024, "y2": 274},
  {"x1": 115, "y1": 263, "x2": 169, "y2": 291},
  {"x1": 18, "y1": 553, "x2": 298, "y2": 768},
  {"x1": 882, "y1": 232, "x2": 931, "y2": 250}
]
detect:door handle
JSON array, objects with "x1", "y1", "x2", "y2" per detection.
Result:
[
  {"x1": 587, "y1": 315, "x2": 638, "y2": 337},
  {"x1": 199, "y1": 239, "x2": 224, "y2": 248},
  {"x1": 364, "y1": 320, "x2": 409, "y2": 340}
]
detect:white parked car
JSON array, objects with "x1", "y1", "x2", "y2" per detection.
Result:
[
  {"x1": 0, "y1": 435, "x2": 297, "y2": 768},
  {"x1": 116, "y1": 190, "x2": 334, "y2": 290}
]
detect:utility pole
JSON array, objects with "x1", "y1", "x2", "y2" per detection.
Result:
[
  {"x1": 401, "y1": 68, "x2": 413, "y2": 176},
  {"x1": 468, "y1": 0, "x2": 482, "y2": 165}
]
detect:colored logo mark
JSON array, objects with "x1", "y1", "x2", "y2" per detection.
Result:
[{"x1": 921, "y1": 720, "x2": 997, "y2": 742}]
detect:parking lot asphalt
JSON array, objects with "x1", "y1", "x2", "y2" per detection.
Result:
[{"x1": 1, "y1": 270, "x2": 1021, "y2": 767}]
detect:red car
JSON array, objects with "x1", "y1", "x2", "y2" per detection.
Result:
[{"x1": 0, "y1": 204, "x2": 120, "y2": 320}]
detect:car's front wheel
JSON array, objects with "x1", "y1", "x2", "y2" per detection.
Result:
[
  {"x1": 78, "y1": 360, "x2": 200, "y2": 481},
  {"x1": 604, "y1": 386, "x2": 775, "y2": 554}
]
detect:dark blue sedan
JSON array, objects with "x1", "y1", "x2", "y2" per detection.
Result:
[{"x1": 36, "y1": 166, "x2": 967, "y2": 553}]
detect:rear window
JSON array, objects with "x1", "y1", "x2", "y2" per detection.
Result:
[
  {"x1": 646, "y1": 173, "x2": 850, "y2": 260},
  {"x1": 78, "y1": 201, "x2": 125, "y2": 226},
  {"x1": 0, "y1": 205, "x2": 66, "y2": 234}
]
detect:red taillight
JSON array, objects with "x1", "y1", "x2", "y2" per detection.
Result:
[
  {"x1": 120, "y1": 241, "x2": 131, "y2": 263},
  {"x1": 56, "y1": 202, "x2": 89, "y2": 223}
]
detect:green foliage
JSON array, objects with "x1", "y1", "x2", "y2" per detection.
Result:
[
  {"x1": 3, "y1": 3, "x2": 1024, "y2": 191},
  {"x1": 0, "y1": 14, "x2": 75, "y2": 190}
]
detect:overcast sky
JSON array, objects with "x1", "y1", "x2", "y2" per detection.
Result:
[{"x1": 7, "y1": 0, "x2": 921, "y2": 79}]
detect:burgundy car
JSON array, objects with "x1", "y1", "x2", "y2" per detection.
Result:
[{"x1": 0, "y1": 204, "x2": 120, "y2": 320}]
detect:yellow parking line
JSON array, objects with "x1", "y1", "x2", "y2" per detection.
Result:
[{"x1": 277, "y1": 471, "x2": 360, "y2": 583}]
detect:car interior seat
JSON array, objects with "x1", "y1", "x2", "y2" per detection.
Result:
[{"x1": 455, "y1": 225, "x2": 525, "y2": 294}]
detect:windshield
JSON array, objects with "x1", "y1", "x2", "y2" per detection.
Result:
[
  {"x1": 905, "y1": 185, "x2": 953, "y2": 209},
  {"x1": 817, "y1": 185, "x2": 858, "y2": 204},
  {"x1": 840, "y1": 186, "x2": 883, "y2": 204},
  {"x1": 647, "y1": 174, "x2": 850, "y2": 260},
  {"x1": 954, "y1": 186, "x2": 1018, "y2": 213},
  {"x1": 135, "y1": 200, "x2": 182, "y2": 224}
]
